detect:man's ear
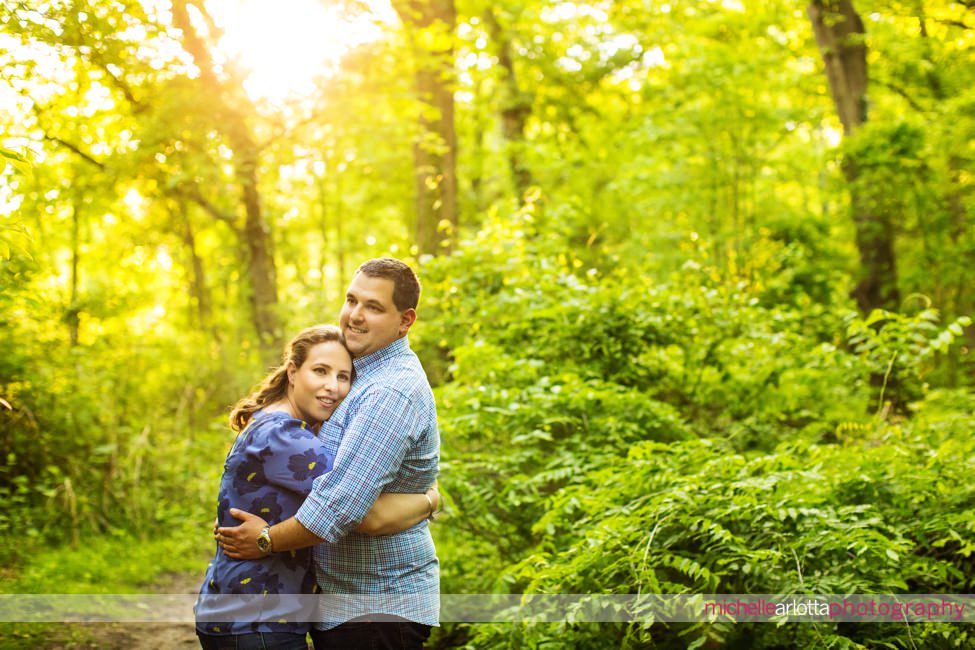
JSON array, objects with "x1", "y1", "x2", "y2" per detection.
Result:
[{"x1": 399, "y1": 308, "x2": 417, "y2": 336}]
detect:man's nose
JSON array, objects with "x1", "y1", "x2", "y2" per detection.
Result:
[{"x1": 350, "y1": 304, "x2": 365, "y2": 322}]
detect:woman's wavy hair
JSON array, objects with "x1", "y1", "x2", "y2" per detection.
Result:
[{"x1": 229, "y1": 324, "x2": 351, "y2": 432}]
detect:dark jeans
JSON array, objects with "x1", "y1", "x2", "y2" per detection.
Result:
[
  {"x1": 197, "y1": 630, "x2": 310, "y2": 650},
  {"x1": 309, "y1": 616, "x2": 431, "y2": 650}
]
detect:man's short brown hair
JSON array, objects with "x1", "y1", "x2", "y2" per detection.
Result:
[{"x1": 356, "y1": 258, "x2": 421, "y2": 311}]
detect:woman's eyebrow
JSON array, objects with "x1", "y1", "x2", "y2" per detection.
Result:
[{"x1": 313, "y1": 363, "x2": 352, "y2": 373}]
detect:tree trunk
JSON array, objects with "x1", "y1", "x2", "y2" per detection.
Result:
[
  {"x1": 845, "y1": 160, "x2": 899, "y2": 311},
  {"x1": 483, "y1": 8, "x2": 534, "y2": 198},
  {"x1": 234, "y1": 131, "x2": 280, "y2": 359},
  {"x1": 176, "y1": 203, "x2": 214, "y2": 336},
  {"x1": 808, "y1": 0, "x2": 867, "y2": 137},
  {"x1": 315, "y1": 172, "x2": 330, "y2": 296},
  {"x1": 171, "y1": 0, "x2": 281, "y2": 360},
  {"x1": 333, "y1": 166, "x2": 347, "y2": 293},
  {"x1": 68, "y1": 198, "x2": 81, "y2": 347},
  {"x1": 393, "y1": 0, "x2": 458, "y2": 255},
  {"x1": 809, "y1": 0, "x2": 899, "y2": 313}
]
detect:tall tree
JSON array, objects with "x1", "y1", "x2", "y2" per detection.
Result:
[
  {"x1": 1, "y1": 0, "x2": 285, "y2": 361},
  {"x1": 809, "y1": 0, "x2": 900, "y2": 313},
  {"x1": 482, "y1": 6, "x2": 534, "y2": 198},
  {"x1": 170, "y1": 0, "x2": 282, "y2": 359},
  {"x1": 393, "y1": 0, "x2": 458, "y2": 254}
]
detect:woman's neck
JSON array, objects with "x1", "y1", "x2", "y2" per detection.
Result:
[
  {"x1": 263, "y1": 398, "x2": 323, "y2": 432},
  {"x1": 263, "y1": 399, "x2": 296, "y2": 419}
]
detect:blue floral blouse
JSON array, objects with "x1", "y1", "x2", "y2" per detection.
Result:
[{"x1": 195, "y1": 410, "x2": 333, "y2": 636}]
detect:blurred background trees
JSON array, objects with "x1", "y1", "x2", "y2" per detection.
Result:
[{"x1": 2, "y1": 0, "x2": 974, "y2": 647}]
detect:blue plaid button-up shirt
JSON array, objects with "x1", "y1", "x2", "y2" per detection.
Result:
[{"x1": 295, "y1": 336, "x2": 440, "y2": 629}]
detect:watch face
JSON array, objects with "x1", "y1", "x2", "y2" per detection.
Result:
[{"x1": 257, "y1": 531, "x2": 271, "y2": 553}]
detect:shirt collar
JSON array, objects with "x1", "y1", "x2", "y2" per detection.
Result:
[{"x1": 353, "y1": 335, "x2": 410, "y2": 374}]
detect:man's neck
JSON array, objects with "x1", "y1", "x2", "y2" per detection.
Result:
[{"x1": 353, "y1": 335, "x2": 407, "y2": 361}]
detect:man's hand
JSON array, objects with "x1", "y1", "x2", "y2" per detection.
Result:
[{"x1": 216, "y1": 508, "x2": 268, "y2": 560}]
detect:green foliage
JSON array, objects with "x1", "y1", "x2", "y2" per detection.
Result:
[
  {"x1": 845, "y1": 305, "x2": 973, "y2": 410},
  {"x1": 0, "y1": 238, "x2": 233, "y2": 552},
  {"x1": 0, "y1": 523, "x2": 212, "y2": 649},
  {"x1": 0, "y1": 146, "x2": 32, "y2": 178},
  {"x1": 2, "y1": 2, "x2": 975, "y2": 649},
  {"x1": 422, "y1": 220, "x2": 973, "y2": 648},
  {"x1": 3, "y1": 524, "x2": 210, "y2": 595}
]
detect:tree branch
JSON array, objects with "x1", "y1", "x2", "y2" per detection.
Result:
[
  {"x1": 259, "y1": 105, "x2": 333, "y2": 151},
  {"x1": 90, "y1": 55, "x2": 147, "y2": 113},
  {"x1": 934, "y1": 17, "x2": 973, "y2": 30},
  {"x1": 170, "y1": 0, "x2": 222, "y2": 90},
  {"x1": 41, "y1": 135, "x2": 104, "y2": 169},
  {"x1": 875, "y1": 79, "x2": 927, "y2": 114},
  {"x1": 168, "y1": 183, "x2": 240, "y2": 231}
]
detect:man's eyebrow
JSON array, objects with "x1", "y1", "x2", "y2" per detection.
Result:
[{"x1": 346, "y1": 291, "x2": 385, "y2": 308}]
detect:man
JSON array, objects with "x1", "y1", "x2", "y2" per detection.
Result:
[{"x1": 218, "y1": 258, "x2": 440, "y2": 649}]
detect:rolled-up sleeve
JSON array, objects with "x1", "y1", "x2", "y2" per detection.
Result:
[{"x1": 295, "y1": 388, "x2": 420, "y2": 543}]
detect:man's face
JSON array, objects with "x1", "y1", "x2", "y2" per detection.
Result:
[{"x1": 339, "y1": 273, "x2": 415, "y2": 358}]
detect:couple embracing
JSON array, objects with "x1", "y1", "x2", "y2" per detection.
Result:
[{"x1": 195, "y1": 258, "x2": 440, "y2": 650}]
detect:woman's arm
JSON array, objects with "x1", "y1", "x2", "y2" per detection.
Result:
[
  {"x1": 219, "y1": 487, "x2": 441, "y2": 558},
  {"x1": 356, "y1": 484, "x2": 440, "y2": 535}
]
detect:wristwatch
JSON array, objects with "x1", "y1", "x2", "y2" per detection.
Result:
[{"x1": 256, "y1": 525, "x2": 273, "y2": 555}]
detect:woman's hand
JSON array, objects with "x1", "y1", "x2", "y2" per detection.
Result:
[{"x1": 216, "y1": 508, "x2": 268, "y2": 560}]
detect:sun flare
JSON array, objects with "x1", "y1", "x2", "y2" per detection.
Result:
[{"x1": 204, "y1": 0, "x2": 393, "y2": 103}]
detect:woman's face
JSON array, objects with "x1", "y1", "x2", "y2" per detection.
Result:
[{"x1": 287, "y1": 341, "x2": 353, "y2": 425}]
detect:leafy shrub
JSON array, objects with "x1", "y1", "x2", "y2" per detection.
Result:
[{"x1": 423, "y1": 221, "x2": 972, "y2": 649}]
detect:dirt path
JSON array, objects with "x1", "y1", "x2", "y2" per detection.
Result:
[
  {"x1": 39, "y1": 571, "x2": 319, "y2": 649},
  {"x1": 45, "y1": 572, "x2": 200, "y2": 650}
]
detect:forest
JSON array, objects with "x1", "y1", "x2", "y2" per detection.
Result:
[{"x1": 2, "y1": 0, "x2": 975, "y2": 648}]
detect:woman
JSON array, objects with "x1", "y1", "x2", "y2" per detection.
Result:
[{"x1": 195, "y1": 325, "x2": 437, "y2": 650}]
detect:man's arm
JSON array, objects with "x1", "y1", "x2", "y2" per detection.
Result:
[
  {"x1": 217, "y1": 486, "x2": 439, "y2": 559},
  {"x1": 294, "y1": 388, "x2": 432, "y2": 542},
  {"x1": 359, "y1": 485, "x2": 440, "y2": 535}
]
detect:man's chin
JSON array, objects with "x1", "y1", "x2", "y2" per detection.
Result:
[{"x1": 346, "y1": 342, "x2": 368, "y2": 357}]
